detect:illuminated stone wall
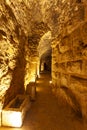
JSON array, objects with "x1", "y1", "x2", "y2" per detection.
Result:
[
  {"x1": 51, "y1": 0, "x2": 87, "y2": 118},
  {"x1": 0, "y1": 0, "x2": 44, "y2": 110},
  {"x1": 0, "y1": 1, "x2": 19, "y2": 107},
  {"x1": 0, "y1": 1, "x2": 29, "y2": 108},
  {"x1": 0, "y1": 0, "x2": 87, "y2": 122},
  {"x1": 0, "y1": 0, "x2": 42, "y2": 107}
]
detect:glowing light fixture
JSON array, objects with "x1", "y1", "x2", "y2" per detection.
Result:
[{"x1": 49, "y1": 80, "x2": 52, "y2": 84}]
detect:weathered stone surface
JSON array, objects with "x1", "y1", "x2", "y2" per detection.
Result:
[
  {"x1": 51, "y1": 0, "x2": 87, "y2": 120},
  {"x1": 0, "y1": 0, "x2": 87, "y2": 124}
]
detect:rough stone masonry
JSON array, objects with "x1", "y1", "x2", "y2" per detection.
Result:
[{"x1": 0, "y1": 0, "x2": 87, "y2": 124}]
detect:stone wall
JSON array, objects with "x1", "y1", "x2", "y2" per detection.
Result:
[
  {"x1": 0, "y1": 0, "x2": 49, "y2": 112},
  {"x1": 0, "y1": 1, "x2": 19, "y2": 108},
  {"x1": 0, "y1": 1, "x2": 30, "y2": 109},
  {"x1": 51, "y1": 0, "x2": 87, "y2": 118},
  {"x1": 0, "y1": 0, "x2": 87, "y2": 121}
]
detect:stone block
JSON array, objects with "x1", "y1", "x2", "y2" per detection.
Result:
[
  {"x1": 2, "y1": 95, "x2": 31, "y2": 127},
  {"x1": 26, "y1": 82, "x2": 36, "y2": 101}
]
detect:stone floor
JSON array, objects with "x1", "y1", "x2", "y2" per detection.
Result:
[{"x1": 0, "y1": 72, "x2": 87, "y2": 130}]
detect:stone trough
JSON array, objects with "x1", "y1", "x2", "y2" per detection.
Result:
[{"x1": 2, "y1": 95, "x2": 31, "y2": 127}]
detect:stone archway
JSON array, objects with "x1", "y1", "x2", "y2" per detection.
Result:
[{"x1": 38, "y1": 31, "x2": 52, "y2": 73}]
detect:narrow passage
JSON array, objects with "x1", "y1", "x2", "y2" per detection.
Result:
[
  {"x1": 22, "y1": 72, "x2": 83, "y2": 130},
  {"x1": 1, "y1": 72, "x2": 84, "y2": 130}
]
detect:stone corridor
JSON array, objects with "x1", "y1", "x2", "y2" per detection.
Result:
[
  {"x1": 0, "y1": 0, "x2": 87, "y2": 129},
  {"x1": 0, "y1": 72, "x2": 86, "y2": 130}
]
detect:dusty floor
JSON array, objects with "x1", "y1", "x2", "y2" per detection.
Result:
[{"x1": 0, "y1": 72, "x2": 87, "y2": 130}]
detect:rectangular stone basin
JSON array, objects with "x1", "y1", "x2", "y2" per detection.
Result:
[{"x1": 2, "y1": 95, "x2": 31, "y2": 127}]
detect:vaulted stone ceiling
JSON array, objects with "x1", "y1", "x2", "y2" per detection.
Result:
[
  {"x1": 38, "y1": 31, "x2": 52, "y2": 58},
  {"x1": 0, "y1": 0, "x2": 55, "y2": 57},
  {"x1": 0, "y1": 0, "x2": 78, "y2": 54},
  {"x1": 28, "y1": 22, "x2": 50, "y2": 57}
]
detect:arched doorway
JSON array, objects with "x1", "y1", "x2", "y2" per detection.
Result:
[{"x1": 38, "y1": 31, "x2": 52, "y2": 74}]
